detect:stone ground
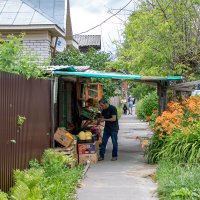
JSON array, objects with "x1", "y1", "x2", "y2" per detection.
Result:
[{"x1": 77, "y1": 107, "x2": 158, "y2": 200}]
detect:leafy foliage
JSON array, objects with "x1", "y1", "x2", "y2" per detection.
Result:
[
  {"x1": 128, "y1": 82, "x2": 155, "y2": 100},
  {"x1": 10, "y1": 168, "x2": 44, "y2": 200},
  {"x1": 0, "y1": 34, "x2": 47, "y2": 79},
  {"x1": 54, "y1": 47, "x2": 110, "y2": 71},
  {"x1": 118, "y1": 0, "x2": 200, "y2": 80},
  {"x1": 54, "y1": 47, "x2": 122, "y2": 98},
  {"x1": 0, "y1": 191, "x2": 8, "y2": 200},
  {"x1": 135, "y1": 91, "x2": 158, "y2": 120},
  {"x1": 7, "y1": 149, "x2": 84, "y2": 200},
  {"x1": 39, "y1": 150, "x2": 83, "y2": 200}
]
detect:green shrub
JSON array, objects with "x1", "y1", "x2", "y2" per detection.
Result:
[
  {"x1": 40, "y1": 149, "x2": 83, "y2": 200},
  {"x1": 117, "y1": 105, "x2": 122, "y2": 119},
  {"x1": 135, "y1": 91, "x2": 158, "y2": 120},
  {"x1": 156, "y1": 160, "x2": 200, "y2": 200},
  {"x1": 0, "y1": 191, "x2": 8, "y2": 200},
  {"x1": 135, "y1": 99, "x2": 144, "y2": 120},
  {"x1": 7, "y1": 149, "x2": 84, "y2": 200},
  {"x1": 10, "y1": 168, "x2": 44, "y2": 200}
]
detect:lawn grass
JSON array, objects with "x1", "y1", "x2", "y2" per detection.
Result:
[{"x1": 156, "y1": 160, "x2": 200, "y2": 200}]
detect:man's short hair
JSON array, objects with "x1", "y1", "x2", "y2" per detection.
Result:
[{"x1": 99, "y1": 98, "x2": 108, "y2": 104}]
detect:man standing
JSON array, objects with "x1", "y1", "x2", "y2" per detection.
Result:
[{"x1": 98, "y1": 98, "x2": 119, "y2": 161}]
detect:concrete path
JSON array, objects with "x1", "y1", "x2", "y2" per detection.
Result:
[{"x1": 77, "y1": 108, "x2": 158, "y2": 200}]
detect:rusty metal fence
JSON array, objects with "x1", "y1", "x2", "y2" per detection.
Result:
[{"x1": 0, "y1": 72, "x2": 52, "y2": 191}]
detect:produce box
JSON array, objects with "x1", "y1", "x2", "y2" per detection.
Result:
[
  {"x1": 79, "y1": 153, "x2": 98, "y2": 164},
  {"x1": 54, "y1": 128, "x2": 74, "y2": 148},
  {"x1": 78, "y1": 141, "x2": 99, "y2": 154}
]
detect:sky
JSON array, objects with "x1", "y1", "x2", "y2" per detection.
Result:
[{"x1": 70, "y1": 0, "x2": 136, "y2": 54}]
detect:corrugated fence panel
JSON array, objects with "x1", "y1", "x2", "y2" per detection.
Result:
[{"x1": 0, "y1": 72, "x2": 51, "y2": 191}]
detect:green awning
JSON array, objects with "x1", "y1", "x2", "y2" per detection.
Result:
[{"x1": 53, "y1": 71, "x2": 184, "y2": 81}]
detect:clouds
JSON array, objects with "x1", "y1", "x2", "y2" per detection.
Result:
[
  {"x1": 106, "y1": 0, "x2": 123, "y2": 8},
  {"x1": 71, "y1": 0, "x2": 107, "y2": 14},
  {"x1": 70, "y1": 0, "x2": 134, "y2": 52}
]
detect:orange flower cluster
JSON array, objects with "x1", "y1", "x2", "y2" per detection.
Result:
[
  {"x1": 141, "y1": 140, "x2": 149, "y2": 149},
  {"x1": 146, "y1": 116, "x2": 151, "y2": 121},
  {"x1": 154, "y1": 96, "x2": 200, "y2": 138},
  {"x1": 182, "y1": 96, "x2": 200, "y2": 115}
]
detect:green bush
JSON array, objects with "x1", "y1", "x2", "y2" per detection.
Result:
[
  {"x1": 156, "y1": 160, "x2": 200, "y2": 200},
  {"x1": 6, "y1": 149, "x2": 84, "y2": 200},
  {"x1": 135, "y1": 91, "x2": 158, "y2": 120},
  {"x1": 10, "y1": 168, "x2": 44, "y2": 200},
  {"x1": 0, "y1": 191, "x2": 8, "y2": 200},
  {"x1": 40, "y1": 150, "x2": 83, "y2": 200},
  {"x1": 117, "y1": 105, "x2": 122, "y2": 119},
  {"x1": 135, "y1": 99, "x2": 144, "y2": 120}
]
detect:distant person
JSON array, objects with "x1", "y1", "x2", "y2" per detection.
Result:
[
  {"x1": 123, "y1": 104, "x2": 128, "y2": 115},
  {"x1": 128, "y1": 95, "x2": 135, "y2": 115},
  {"x1": 121, "y1": 98, "x2": 127, "y2": 104},
  {"x1": 98, "y1": 98, "x2": 119, "y2": 161}
]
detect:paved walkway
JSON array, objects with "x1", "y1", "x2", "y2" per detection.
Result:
[{"x1": 77, "y1": 108, "x2": 158, "y2": 200}]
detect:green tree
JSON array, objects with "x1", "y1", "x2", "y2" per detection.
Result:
[
  {"x1": 54, "y1": 47, "x2": 110, "y2": 71},
  {"x1": 128, "y1": 82, "x2": 155, "y2": 100},
  {"x1": 117, "y1": 0, "x2": 200, "y2": 80},
  {"x1": 54, "y1": 47, "x2": 121, "y2": 97}
]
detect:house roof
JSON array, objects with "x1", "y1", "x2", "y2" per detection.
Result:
[
  {"x1": 0, "y1": 0, "x2": 66, "y2": 32},
  {"x1": 73, "y1": 35, "x2": 101, "y2": 47}
]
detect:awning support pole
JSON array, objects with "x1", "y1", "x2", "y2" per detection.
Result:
[{"x1": 157, "y1": 81, "x2": 168, "y2": 115}]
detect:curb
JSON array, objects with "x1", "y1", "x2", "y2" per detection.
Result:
[{"x1": 82, "y1": 162, "x2": 90, "y2": 178}]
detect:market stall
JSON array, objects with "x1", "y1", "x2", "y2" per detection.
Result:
[{"x1": 53, "y1": 76, "x2": 103, "y2": 165}]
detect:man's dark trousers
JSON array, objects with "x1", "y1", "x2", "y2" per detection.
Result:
[{"x1": 100, "y1": 130, "x2": 118, "y2": 158}]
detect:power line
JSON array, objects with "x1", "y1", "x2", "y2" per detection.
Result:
[{"x1": 74, "y1": 0, "x2": 133, "y2": 35}]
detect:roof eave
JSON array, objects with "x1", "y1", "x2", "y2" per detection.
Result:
[{"x1": 0, "y1": 24, "x2": 65, "y2": 37}]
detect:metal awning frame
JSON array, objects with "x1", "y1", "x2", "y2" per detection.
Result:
[{"x1": 50, "y1": 67, "x2": 184, "y2": 115}]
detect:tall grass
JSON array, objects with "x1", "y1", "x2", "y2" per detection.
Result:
[
  {"x1": 158, "y1": 121, "x2": 200, "y2": 164},
  {"x1": 156, "y1": 160, "x2": 200, "y2": 200}
]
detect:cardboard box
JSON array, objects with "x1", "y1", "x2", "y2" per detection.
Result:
[
  {"x1": 78, "y1": 141, "x2": 99, "y2": 154},
  {"x1": 79, "y1": 153, "x2": 98, "y2": 164},
  {"x1": 54, "y1": 128, "x2": 74, "y2": 148}
]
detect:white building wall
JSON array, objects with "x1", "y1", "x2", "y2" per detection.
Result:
[{"x1": 23, "y1": 30, "x2": 52, "y2": 64}]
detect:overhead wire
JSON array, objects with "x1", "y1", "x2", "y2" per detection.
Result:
[
  {"x1": 100, "y1": 25, "x2": 105, "y2": 51},
  {"x1": 74, "y1": 0, "x2": 133, "y2": 35}
]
